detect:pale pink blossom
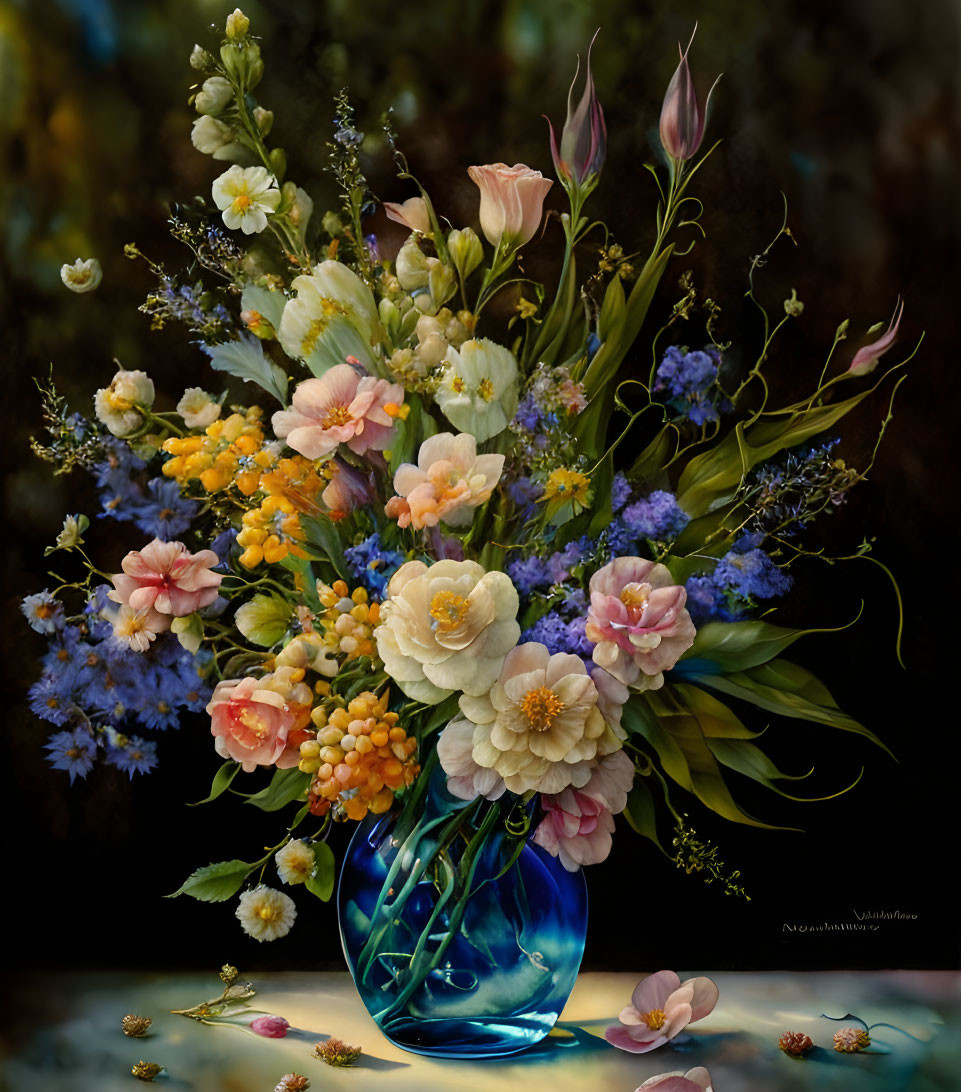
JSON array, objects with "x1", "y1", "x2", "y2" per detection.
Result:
[
  {"x1": 533, "y1": 749, "x2": 634, "y2": 870},
  {"x1": 321, "y1": 457, "x2": 373, "y2": 516},
  {"x1": 467, "y1": 163, "x2": 553, "y2": 249},
  {"x1": 272, "y1": 363, "x2": 404, "y2": 459},
  {"x1": 436, "y1": 717, "x2": 506, "y2": 801},
  {"x1": 606, "y1": 970, "x2": 719, "y2": 1054},
  {"x1": 109, "y1": 539, "x2": 222, "y2": 617},
  {"x1": 636, "y1": 1067, "x2": 714, "y2": 1092},
  {"x1": 250, "y1": 1015, "x2": 290, "y2": 1039},
  {"x1": 590, "y1": 664, "x2": 629, "y2": 737},
  {"x1": 110, "y1": 603, "x2": 171, "y2": 652},
  {"x1": 386, "y1": 432, "x2": 504, "y2": 530},
  {"x1": 383, "y1": 196, "x2": 431, "y2": 233},
  {"x1": 207, "y1": 671, "x2": 312, "y2": 773},
  {"x1": 849, "y1": 299, "x2": 904, "y2": 376},
  {"x1": 586, "y1": 557, "x2": 695, "y2": 688}
]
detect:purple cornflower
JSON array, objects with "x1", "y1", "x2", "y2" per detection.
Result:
[
  {"x1": 22, "y1": 590, "x2": 65, "y2": 635},
  {"x1": 131, "y1": 478, "x2": 199, "y2": 540},
  {"x1": 44, "y1": 728, "x2": 98, "y2": 783},
  {"x1": 713, "y1": 538, "x2": 793, "y2": 600},
  {"x1": 28, "y1": 674, "x2": 78, "y2": 726},
  {"x1": 105, "y1": 735, "x2": 159, "y2": 777}
]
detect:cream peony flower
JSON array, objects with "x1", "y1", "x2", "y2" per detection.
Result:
[
  {"x1": 94, "y1": 368, "x2": 155, "y2": 437},
  {"x1": 275, "y1": 839, "x2": 315, "y2": 885},
  {"x1": 435, "y1": 339, "x2": 519, "y2": 442},
  {"x1": 385, "y1": 432, "x2": 504, "y2": 530},
  {"x1": 177, "y1": 387, "x2": 221, "y2": 429},
  {"x1": 212, "y1": 165, "x2": 280, "y2": 234},
  {"x1": 436, "y1": 717, "x2": 507, "y2": 801},
  {"x1": 375, "y1": 559, "x2": 520, "y2": 704},
  {"x1": 60, "y1": 257, "x2": 102, "y2": 293},
  {"x1": 278, "y1": 261, "x2": 381, "y2": 374},
  {"x1": 236, "y1": 885, "x2": 296, "y2": 942},
  {"x1": 458, "y1": 642, "x2": 618, "y2": 795}
]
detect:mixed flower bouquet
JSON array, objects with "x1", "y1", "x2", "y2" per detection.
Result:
[{"x1": 26, "y1": 6, "x2": 914, "y2": 1018}]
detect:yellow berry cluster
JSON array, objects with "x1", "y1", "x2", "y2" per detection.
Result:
[
  {"x1": 235, "y1": 456, "x2": 332, "y2": 569},
  {"x1": 161, "y1": 407, "x2": 272, "y2": 494},
  {"x1": 299, "y1": 690, "x2": 419, "y2": 820},
  {"x1": 314, "y1": 581, "x2": 380, "y2": 663}
]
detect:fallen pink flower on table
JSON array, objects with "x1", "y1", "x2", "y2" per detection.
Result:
[
  {"x1": 605, "y1": 970, "x2": 718, "y2": 1053},
  {"x1": 636, "y1": 1066, "x2": 713, "y2": 1091},
  {"x1": 251, "y1": 1015, "x2": 290, "y2": 1038}
]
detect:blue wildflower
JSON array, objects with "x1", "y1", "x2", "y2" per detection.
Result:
[
  {"x1": 21, "y1": 590, "x2": 65, "y2": 634},
  {"x1": 84, "y1": 584, "x2": 116, "y2": 640},
  {"x1": 508, "y1": 476, "x2": 543, "y2": 519},
  {"x1": 105, "y1": 735, "x2": 159, "y2": 778},
  {"x1": 92, "y1": 440, "x2": 146, "y2": 523},
  {"x1": 344, "y1": 533, "x2": 405, "y2": 599},
  {"x1": 521, "y1": 612, "x2": 574, "y2": 654},
  {"x1": 44, "y1": 728, "x2": 98, "y2": 783},
  {"x1": 601, "y1": 518, "x2": 637, "y2": 557},
  {"x1": 507, "y1": 555, "x2": 553, "y2": 596},
  {"x1": 684, "y1": 575, "x2": 737, "y2": 624},
  {"x1": 611, "y1": 472, "x2": 632, "y2": 513},
  {"x1": 131, "y1": 478, "x2": 199, "y2": 540},
  {"x1": 547, "y1": 537, "x2": 591, "y2": 583},
  {"x1": 655, "y1": 345, "x2": 725, "y2": 425},
  {"x1": 211, "y1": 528, "x2": 239, "y2": 564},
  {"x1": 41, "y1": 625, "x2": 86, "y2": 675},
  {"x1": 174, "y1": 658, "x2": 212, "y2": 712},
  {"x1": 513, "y1": 392, "x2": 541, "y2": 432},
  {"x1": 28, "y1": 674, "x2": 78, "y2": 726},
  {"x1": 564, "y1": 617, "x2": 594, "y2": 657},
  {"x1": 622, "y1": 491, "x2": 690, "y2": 542},
  {"x1": 713, "y1": 539, "x2": 793, "y2": 600}
]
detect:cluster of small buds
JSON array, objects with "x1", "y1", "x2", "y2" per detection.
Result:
[
  {"x1": 131, "y1": 1061, "x2": 164, "y2": 1082},
  {"x1": 778, "y1": 1031, "x2": 814, "y2": 1057},
  {"x1": 236, "y1": 456, "x2": 332, "y2": 569},
  {"x1": 121, "y1": 1014, "x2": 152, "y2": 1038},
  {"x1": 834, "y1": 1027, "x2": 871, "y2": 1053},
  {"x1": 161, "y1": 407, "x2": 273, "y2": 494},
  {"x1": 387, "y1": 306, "x2": 476, "y2": 386},
  {"x1": 300, "y1": 689, "x2": 419, "y2": 821},
  {"x1": 274, "y1": 1076, "x2": 310, "y2": 1092},
  {"x1": 314, "y1": 581, "x2": 380, "y2": 662},
  {"x1": 313, "y1": 1037, "x2": 362, "y2": 1067}
]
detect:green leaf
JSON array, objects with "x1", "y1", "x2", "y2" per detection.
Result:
[
  {"x1": 688, "y1": 658, "x2": 894, "y2": 757},
  {"x1": 240, "y1": 284, "x2": 286, "y2": 332},
  {"x1": 234, "y1": 594, "x2": 293, "y2": 647},
  {"x1": 205, "y1": 334, "x2": 288, "y2": 407},
  {"x1": 189, "y1": 760, "x2": 241, "y2": 806},
  {"x1": 305, "y1": 841, "x2": 335, "y2": 902},
  {"x1": 682, "y1": 612, "x2": 862, "y2": 673},
  {"x1": 670, "y1": 682, "x2": 764, "y2": 739},
  {"x1": 243, "y1": 768, "x2": 310, "y2": 812},
  {"x1": 706, "y1": 737, "x2": 863, "y2": 802},
  {"x1": 166, "y1": 859, "x2": 255, "y2": 902},
  {"x1": 587, "y1": 450, "x2": 614, "y2": 538},
  {"x1": 623, "y1": 778, "x2": 665, "y2": 853},
  {"x1": 299, "y1": 515, "x2": 349, "y2": 581},
  {"x1": 422, "y1": 694, "x2": 460, "y2": 736},
  {"x1": 277, "y1": 553, "x2": 322, "y2": 610},
  {"x1": 629, "y1": 425, "x2": 678, "y2": 483}
]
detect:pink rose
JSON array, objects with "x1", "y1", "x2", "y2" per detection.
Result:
[
  {"x1": 272, "y1": 363, "x2": 404, "y2": 460},
  {"x1": 585, "y1": 557, "x2": 696, "y2": 689},
  {"x1": 606, "y1": 970, "x2": 719, "y2": 1054},
  {"x1": 207, "y1": 675, "x2": 309, "y2": 773},
  {"x1": 467, "y1": 163, "x2": 553, "y2": 249},
  {"x1": 533, "y1": 750, "x2": 634, "y2": 870},
  {"x1": 250, "y1": 1015, "x2": 289, "y2": 1038},
  {"x1": 109, "y1": 538, "x2": 222, "y2": 617}
]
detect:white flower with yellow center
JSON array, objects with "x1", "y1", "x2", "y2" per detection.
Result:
[
  {"x1": 458, "y1": 642, "x2": 620, "y2": 795},
  {"x1": 278, "y1": 260, "x2": 382, "y2": 374},
  {"x1": 435, "y1": 338, "x2": 519, "y2": 442},
  {"x1": 212, "y1": 165, "x2": 281, "y2": 234},
  {"x1": 375, "y1": 559, "x2": 520, "y2": 705},
  {"x1": 93, "y1": 368, "x2": 155, "y2": 437},
  {"x1": 275, "y1": 840, "x2": 315, "y2": 885},
  {"x1": 177, "y1": 387, "x2": 221, "y2": 429},
  {"x1": 60, "y1": 258, "x2": 102, "y2": 293},
  {"x1": 236, "y1": 885, "x2": 296, "y2": 942}
]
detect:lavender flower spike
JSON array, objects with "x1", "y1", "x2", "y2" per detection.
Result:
[
  {"x1": 848, "y1": 298, "x2": 904, "y2": 377},
  {"x1": 659, "y1": 24, "x2": 721, "y2": 163},
  {"x1": 548, "y1": 29, "x2": 607, "y2": 185}
]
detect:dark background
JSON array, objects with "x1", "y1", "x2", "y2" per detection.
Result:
[{"x1": 1, "y1": 0, "x2": 959, "y2": 975}]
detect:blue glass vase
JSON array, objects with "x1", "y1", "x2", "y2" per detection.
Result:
[{"x1": 337, "y1": 768, "x2": 588, "y2": 1058}]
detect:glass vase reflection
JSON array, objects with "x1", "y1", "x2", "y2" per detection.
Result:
[{"x1": 337, "y1": 767, "x2": 588, "y2": 1058}]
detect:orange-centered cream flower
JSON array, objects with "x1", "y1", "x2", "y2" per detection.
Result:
[
  {"x1": 375, "y1": 559, "x2": 520, "y2": 704},
  {"x1": 458, "y1": 642, "x2": 620, "y2": 794}
]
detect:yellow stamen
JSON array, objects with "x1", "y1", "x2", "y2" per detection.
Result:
[
  {"x1": 477, "y1": 377, "x2": 495, "y2": 402},
  {"x1": 429, "y1": 591, "x2": 470, "y2": 630},
  {"x1": 239, "y1": 707, "x2": 269, "y2": 740},
  {"x1": 620, "y1": 582, "x2": 652, "y2": 609},
  {"x1": 450, "y1": 375, "x2": 465, "y2": 393},
  {"x1": 320, "y1": 404, "x2": 353, "y2": 429},
  {"x1": 520, "y1": 686, "x2": 564, "y2": 731},
  {"x1": 641, "y1": 1008, "x2": 666, "y2": 1030},
  {"x1": 232, "y1": 193, "x2": 252, "y2": 211}
]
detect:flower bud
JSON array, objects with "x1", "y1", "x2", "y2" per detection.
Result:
[
  {"x1": 548, "y1": 30, "x2": 607, "y2": 185},
  {"x1": 190, "y1": 44, "x2": 214, "y2": 71},
  {"x1": 195, "y1": 76, "x2": 233, "y2": 116},
  {"x1": 427, "y1": 257, "x2": 456, "y2": 306},
  {"x1": 225, "y1": 8, "x2": 250, "y2": 40},
  {"x1": 60, "y1": 257, "x2": 102, "y2": 293},
  {"x1": 395, "y1": 235, "x2": 429, "y2": 291},
  {"x1": 659, "y1": 26, "x2": 721, "y2": 162},
  {"x1": 467, "y1": 163, "x2": 553, "y2": 250},
  {"x1": 254, "y1": 106, "x2": 274, "y2": 136},
  {"x1": 848, "y1": 299, "x2": 903, "y2": 377},
  {"x1": 384, "y1": 196, "x2": 431, "y2": 234},
  {"x1": 447, "y1": 227, "x2": 483, "y2": 280}
]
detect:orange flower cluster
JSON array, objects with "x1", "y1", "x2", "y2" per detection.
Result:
[
  {"x1": 236, "y1": 456, "x2": 332, "y2": 569},
  {"x1": 300, "y1": 690, "x2": 419, "y2": 821},
  {"x1": 314, "y1": 582, "x2": 380, "y2": 663},
  {"x1": 161, "y1": 407, "x2": 272, "y2": 494}
]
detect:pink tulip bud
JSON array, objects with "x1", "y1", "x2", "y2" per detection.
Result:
[
  {"x1": 251, "y1": 1015, "x2": 290, "y2": 1038},
  {"x1": 467, "y1": 163, "x2": 553, "y2": 250},
  {"x1": 848, "y1": 299, "x2": 903, "y2": 376},
  {"x1": 547, "y1": 29, "x2": 607, "y2": 185},
  {"x1": 659, "y1": 25, "x2": 721, "y2": 162}
]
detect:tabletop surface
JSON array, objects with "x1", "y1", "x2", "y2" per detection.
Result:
[{"x1": 2, "y1": 969, "x2": 959, "y2": 1091}]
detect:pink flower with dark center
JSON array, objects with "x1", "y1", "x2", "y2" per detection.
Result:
[
  {"x1": 606, "y1": 970, "x2": 719, "y2": 1054},
  {"x1": 109, "y1": 538, "x2": 222, "y2": 617},
  {"x1": 251, "y1": 1015, "x2": 290, "y2": 1038},
  {"x1": 207, "y1": 673, "x2": 312, "y2": 773},
  {"x1": 586, "y1": 557, "x2": 696, "y2": 688},
  {"x1": 272, "y1": 363, "x2": 404, "y2": 459},
  {"x1": 533, "y1": 749, "x2": 634, "y2": 870}
]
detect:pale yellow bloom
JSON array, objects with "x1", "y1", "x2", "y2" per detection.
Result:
[
  {"x1": 212, "y1": 165, "x2": 280, "y2": 234},
  {"x1": 177, "y1": 387, "x2": 221, "y2": 429},
  {"x1": 275, "y1": 840, "x2": 315, "y2": 885},
  {"x1": 236, "y1": 885, "x2": 296, "y2": 942},
  {"x1": 60, "y1": 258, "x2": 102, "y2": 293}
]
